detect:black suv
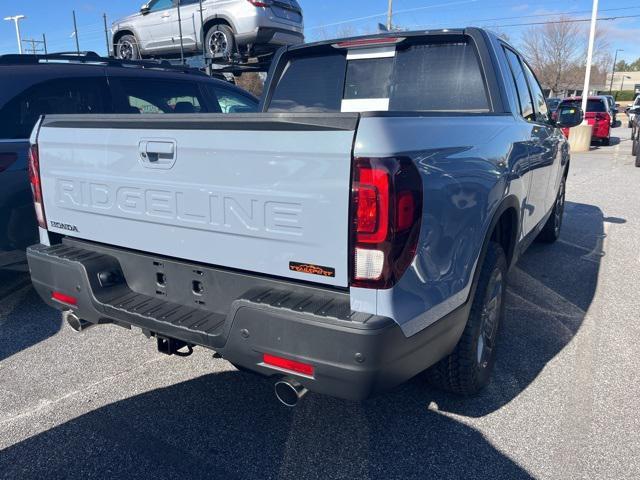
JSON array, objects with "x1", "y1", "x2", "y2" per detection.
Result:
[{"x1": 0, "y1": 53, "x2": 258, "y2": 252}]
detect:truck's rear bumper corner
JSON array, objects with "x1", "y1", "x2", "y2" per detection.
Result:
[{"x1": 27, "y1": 241, "x2": 468, "y2": 401}]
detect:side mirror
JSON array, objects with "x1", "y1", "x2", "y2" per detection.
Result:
[
  {"x1": 555, "y1": 106, "x2": 583, "y2": 129},
  {"x1": 140, "y1": 4, "x2": 150, "y2": 14}
]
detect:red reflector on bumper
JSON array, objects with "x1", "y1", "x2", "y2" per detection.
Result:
[
  {"x1": 52, "y1": 291, "x2": 78, "y2": 306},
  {"x1": 263, "y1": 353, "x2": 314, "y2": 376}
]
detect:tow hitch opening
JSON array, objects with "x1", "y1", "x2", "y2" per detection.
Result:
[{"x1": 157, "y1": 336, "x2": 194, "y2": 357}]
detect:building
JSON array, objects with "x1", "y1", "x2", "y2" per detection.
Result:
[{"x1": 606, "y1": 71, "x2": 640, "y2": 93}]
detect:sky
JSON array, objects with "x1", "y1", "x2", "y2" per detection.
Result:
[{"x1": 1, "y1": 0, "x2": 639, "y2": 61}]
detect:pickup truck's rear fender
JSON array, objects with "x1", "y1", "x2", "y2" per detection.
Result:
[{"x1": 351, "y1": 114, "x2": 529, "y2": 337}]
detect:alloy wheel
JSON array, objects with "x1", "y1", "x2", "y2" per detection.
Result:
[{"x1": 476, "y1": 269, "x2": 504, "y2": 369}]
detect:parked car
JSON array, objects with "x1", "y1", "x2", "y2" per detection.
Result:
[
  {"x1": 634, "y1": 128, "x2": 640, "y2": 167},
  {"x1": 0, "y1": 53, "x2": 258, "y2": 251},
  {"x1": 557, "y1": 96, "x2": 611, "y2": 145},
  {"x1": 601, "y1": 94, "x2": 618, "y2": 125},
  {"x1": 111, "y1": 0, "x2": 304, "y2": 61},
  {"x1": 27, "y1": 28, "x2": 582, "y2": 405},
  {"x1": 627, "y1": 96, "x2": 640, "y2": 127}
]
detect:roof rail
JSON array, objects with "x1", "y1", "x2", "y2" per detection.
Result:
[{"x1": 0, "y1": 52, "x2": 210, "y2": 77}]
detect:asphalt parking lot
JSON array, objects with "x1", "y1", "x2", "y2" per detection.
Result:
[{"x1": 1, "y1": 125, "x2": 639, "y2": 480}]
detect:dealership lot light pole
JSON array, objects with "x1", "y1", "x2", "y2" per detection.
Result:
[
  {"x1": 4, "y1": 15, "x2": 26, "y2": 54},
  {"x1": 609, "y1": 49, "x2": 623, "y2": 94}
]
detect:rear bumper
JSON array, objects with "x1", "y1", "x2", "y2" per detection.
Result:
[
  {"x1": 586, "y1": 119, "x2": 610, "y2": 139},
  {"x1": 27, "y1": 239, "x2": 467, "y2": 401},
  {"x1": 236, "y1": 27, "x2": 304, "y2": 48}
]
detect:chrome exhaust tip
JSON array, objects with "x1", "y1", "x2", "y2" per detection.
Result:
[
  {"x1": 274, "y1": 378, "x2": 308, "y2": 407},
  {"x1": 63, "y1": 310, "x2": 94, "y2": 333}
]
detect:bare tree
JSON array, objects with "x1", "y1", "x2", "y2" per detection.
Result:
[
  {"x1": 520, "y1": 17, "x2": 583, "y2": 96},
  {"x1": 519, "y1": 18, "x2": 612, "y2": 96}
]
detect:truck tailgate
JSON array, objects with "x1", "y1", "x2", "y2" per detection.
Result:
[{"x1": 36, "y1": 114, "x2": 359, "y2": 287}]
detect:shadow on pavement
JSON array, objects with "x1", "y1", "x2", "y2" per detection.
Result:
[
  {"x1": 429, "y1": 201, "x2": 604, "y2": 417},
  {"x1": 0, "y1": 202, "x2": 604, "y2": 479},
  {"x1": 0, "y1": 254, "x2": 60, "y2": 363}
]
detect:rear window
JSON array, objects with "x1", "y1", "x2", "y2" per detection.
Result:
[
  {"x1": 560, "y1": 99, "x2": 607, "y2": 113},
  {"x1": 267, "y1": 39, "x2": 489, "y2": 113},
  {"x1": 268, "y1": 53, "x2": 346, "y2": 112}
]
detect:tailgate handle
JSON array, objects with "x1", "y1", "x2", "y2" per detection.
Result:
[{"x1": 139, "y1": 140, "x2": 177, "y2": 169}]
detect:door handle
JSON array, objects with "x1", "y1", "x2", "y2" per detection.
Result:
[
  {"x1": 145, "y1": 141, "x2": 175, "y2": 157},
  {"x1": 139, "y1": 140, "x2": 177, "y2": 169}
]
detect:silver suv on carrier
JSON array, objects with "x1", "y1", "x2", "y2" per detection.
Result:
[{"x1": 111, "y1": 0, "x2": 304, "y2": 60}]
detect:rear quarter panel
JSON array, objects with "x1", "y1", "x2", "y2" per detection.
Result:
[{"x1": 351, "y1": 115, "x2": 530, "y2": 336}]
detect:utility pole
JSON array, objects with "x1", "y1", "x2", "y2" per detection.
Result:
[
  {"x1": 176, "y1": 0, "x2": 185, "y2": 64},
  {"x1": 199, "y1": 0, "x2": 206, "y2": 60},
  {"x1": 4, "y1": 15, "x2": 26, "y2": 54},
  {"x1": 580, "y1": 0, "x2": 598, "y2": 119},
  {"x1": 609, "y1": 49, "x2": 623, "y2": 95},
  {"x1": 103, "y1": 13, "x2": 110, "y2": 57},
  {"x1": 42, "y1": 33, "x2": 48, "y2": 56},
  {"x1": 72, "y1": 10, "x2": 80, "y2": 54},
  {"x1": 386, "y1": 0, "x2": 393, "y2": 31},
  {"x1": 22, "y1": 37, "x2": 46, "y2": 55}
]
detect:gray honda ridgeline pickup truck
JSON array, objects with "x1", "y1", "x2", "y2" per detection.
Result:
[{"x1": 27, "y1": 28, "x2": 582, "y2": 406}]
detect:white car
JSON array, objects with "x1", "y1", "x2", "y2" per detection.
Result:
[{"x1": 111, "y1": 0, "x2": 304, "y2": 61}]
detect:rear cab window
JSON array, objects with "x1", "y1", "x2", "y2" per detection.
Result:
[
  {"x1": 560, "y1": 99, "x2": 607, "y2": 113},
  {"x1": 267, "y1": 35, "x2": 490, "y2": 113}
]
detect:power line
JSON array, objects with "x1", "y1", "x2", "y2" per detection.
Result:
[
  {"x1": 308, "y1": 0, "x2": 478, "y2": 30},
  {"x1": 457, "y1": 5, "x2": 640, "y2": 25},
  {"x1": 484, "y1": 13, "x2": 640, "y2": 28}
]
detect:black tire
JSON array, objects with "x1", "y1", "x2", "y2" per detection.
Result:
[
  {"x1": 636, "y1": 145, "x2": 640, "y2": 167},
  {"x1": 537, "y1": 175, "x2": 566, "y2": 243},
  {"x1": 115, "y1": 34, "x2": 141, "y2": 60},
  {"x1": 426, "y1": 242, "x2": 507, "y2": 395},
  {"x1": 632, "y1": 139, "x2": 638, "y2": 157},
  {"x1": 205, "y1": 24, "x2": 236, "y2": 58},
  {"x1": 601, "y1": 137, "x2": 610, "y2": 146}
]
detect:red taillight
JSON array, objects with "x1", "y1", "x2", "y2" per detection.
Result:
[
  {"x1": 28, "y1": 144, "x2": 46, "y2": 229},
  {"x1": 263, "y1": 353, "x2": 314, "y2": 376},
  {"x1": 355, "y1": 166, "x2": 389, "y2": 243},
  {"x1": 350, "y1": 157, "x2": 423, "y2": 289},
  {"x1": 247, "y1": 0, "x2": 271, "y2": 6},
  {"x1": 52, "y1": 291, "x2": 78, "y2": 306}
]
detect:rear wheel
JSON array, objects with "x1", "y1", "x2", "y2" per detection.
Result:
[
  {"x1": 537, "y1": 175, "x2": 566, "y2": 243},
  {"x1": 601, "y1": 136, "x2": 610, "y2": 146},
  {"x1": 636, "y1": 144, "x2": 640, "y2": 167},
  {"x1": 426, "y1": 242, "x2": 507, "y2": 395},
  {"x1": 205, "y1": 25, "x2": 236, "y2": 58},
  {"x1": 116, "y1": 34, "x2": 141, "y2": 60},
  {"x1": 632, "y1": 138, "x2": 638, "y2": 156}
]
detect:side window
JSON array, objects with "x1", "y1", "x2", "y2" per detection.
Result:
[
  {"x1": 149, "y1": 0, "x2": 174, "y2": 12},
  {"x1": 0, "y1": 77, "x2": 110, "y2": 139},
  {"x1": 503, "y1": 48, "x2": 535, "y2": 122},
  {"x1": 208, "y1": 87, "x2": 258, "y2": 113},
  {"x1": 522, "y1": 62, "x2": 549, "y2": 123},
  {"x1": 118, "y1": 78, "x2": 207, "y2": 114}
]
